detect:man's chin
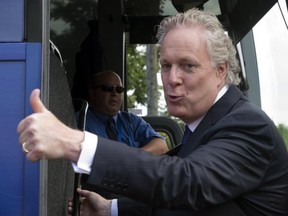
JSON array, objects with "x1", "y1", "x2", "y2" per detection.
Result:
[{"x1": 107, "y1": 109, "x2": 120, "y2": 116}]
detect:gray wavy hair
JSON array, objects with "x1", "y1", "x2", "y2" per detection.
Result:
[{"x1": 156, "y1": 8, "x2": 241, "y2": 85}]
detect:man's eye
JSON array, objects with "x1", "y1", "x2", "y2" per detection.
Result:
[
  {"x1": 182, "y1": 63, "x2": 195, "y2": 72},
  {"x1": 161, "y1": 64, "x2": 171, "y2": 71}
]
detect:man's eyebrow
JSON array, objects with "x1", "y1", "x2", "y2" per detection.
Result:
[{"x1": 160, "y1": 56, "x2": 197, "y2": 63}]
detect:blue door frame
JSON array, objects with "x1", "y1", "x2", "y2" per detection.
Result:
[{"x1": 0, "y1": 43, "x2": 41, "y2": 215}]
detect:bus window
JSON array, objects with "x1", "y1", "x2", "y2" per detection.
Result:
[{"x1": 253, "y1": 0, "x2": 288, "y2": 149}]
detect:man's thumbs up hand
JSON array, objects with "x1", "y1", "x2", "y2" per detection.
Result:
[{"x1": 17, "y1": 89, "x2": 84, "y2": 162}]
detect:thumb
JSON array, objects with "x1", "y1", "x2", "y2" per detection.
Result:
[{"x1": 30, "y1": 89, "x2": 47, "y2": 113}]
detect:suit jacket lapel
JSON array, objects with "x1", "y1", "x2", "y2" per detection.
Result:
[{"x1": 177, "y1": 85, "x2": 244, "y2": 157}]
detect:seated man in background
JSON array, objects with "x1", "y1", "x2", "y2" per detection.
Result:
[
  {"x1": 82, "y1": 70, "x2": 168, "y2": 198},
  {"x1": 85, "y1": 70, "x2": 168, "y2": 155}
]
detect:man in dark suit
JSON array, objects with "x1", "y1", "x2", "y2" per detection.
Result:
[{"x1": 18, "y1": 8, "x2": 288, "y2": 216}]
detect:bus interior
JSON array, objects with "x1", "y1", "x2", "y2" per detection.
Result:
[{"x1": 0, "y1": 0, "x2": 288, "y2": 215}]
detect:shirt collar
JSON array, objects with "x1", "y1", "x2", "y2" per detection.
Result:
[
  {"x1": 90, "y1": 107, "x2": 119, "y2": 122},
  {"x1": 187, "y1": 84, "x2": 230, "y2": 132}
]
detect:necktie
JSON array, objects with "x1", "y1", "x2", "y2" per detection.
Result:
[
  {"x1": 181, "y1": 125, "x2": 192, "y2": 145},
  {"x1": 106, "y1": 116, "x2": 117, "y2": 140}
]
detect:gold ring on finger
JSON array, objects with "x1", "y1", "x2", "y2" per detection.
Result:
[{"x1": 22, "y1": 142, "x2": 30, "y2": 153}]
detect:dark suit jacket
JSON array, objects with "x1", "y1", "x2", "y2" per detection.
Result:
[{"x1": 86, "y1": 85, "x2": 288, "y2": 215}]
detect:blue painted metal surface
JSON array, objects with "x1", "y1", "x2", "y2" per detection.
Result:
[
  {"x1": 0, "y1": 0, "x2": 24, "y2": 42},
  {"x1": 0, "y1": 43, "x2": 41, "y2": 215}
]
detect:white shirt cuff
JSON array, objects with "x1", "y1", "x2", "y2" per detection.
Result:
[
  {"x1": 111, "y1": 199, "x2": 118, "y2": 216},
  {"x1": 72, "y1": 131, "x2": 98, "y2": 174}
]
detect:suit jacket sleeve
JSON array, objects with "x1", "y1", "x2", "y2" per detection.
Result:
[
  {"x1": 85, "y1": 119, "x2": 273, "y2": 210},
  {"x1": 84, "y1": 87, "x2": 288, "y2": 213}
]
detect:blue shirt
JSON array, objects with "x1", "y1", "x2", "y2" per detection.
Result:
[{"x1": 85, "y1": 107, "x2": 163, "y2": 148}]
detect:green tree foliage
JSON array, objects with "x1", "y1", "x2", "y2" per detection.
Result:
[
  {"x1": 277, "y1": 124, "x2": 288, "y2": 150},
  {"x1": 126, "y1": 44, "x2": 147, "y2": 108}
]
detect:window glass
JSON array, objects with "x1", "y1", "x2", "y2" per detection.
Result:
[{"x1": 253, "y1": 0, "x2": 288, "y2": 148}]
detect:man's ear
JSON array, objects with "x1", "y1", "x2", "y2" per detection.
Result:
[{"x1": 216, "y1": 62, "x2": 228, "y2": 80}]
